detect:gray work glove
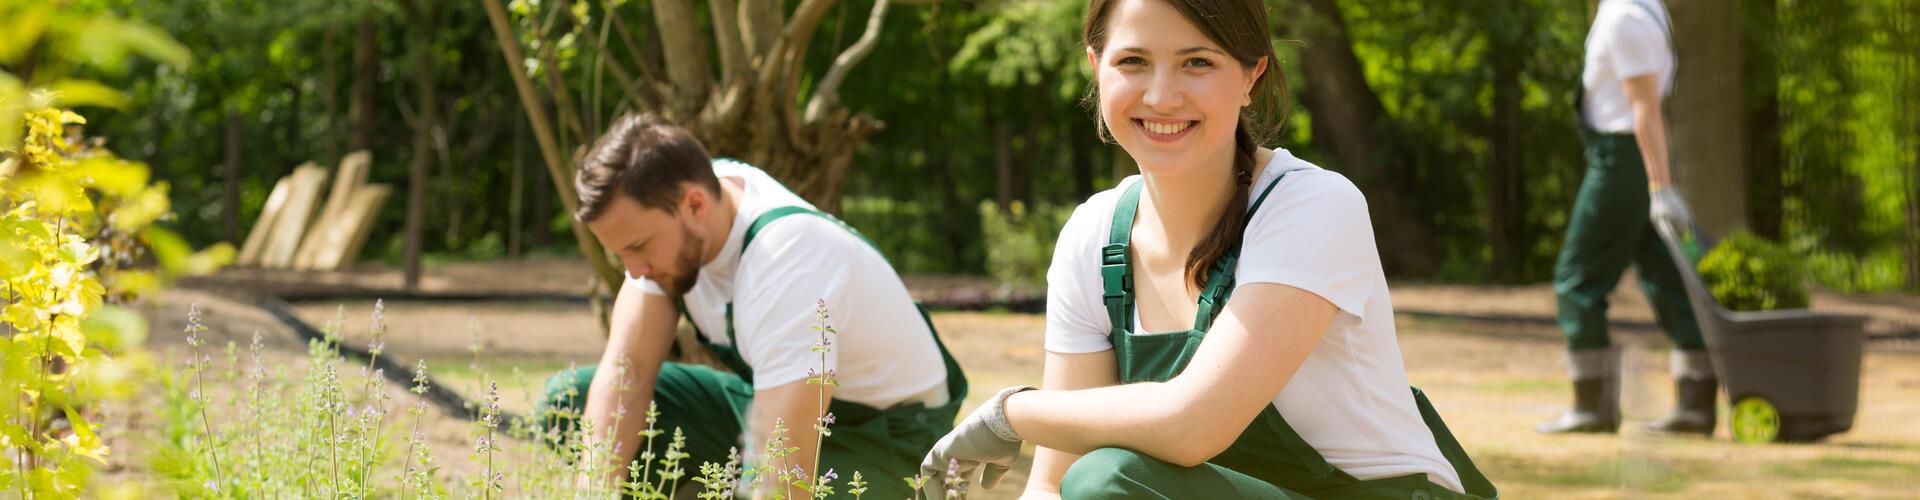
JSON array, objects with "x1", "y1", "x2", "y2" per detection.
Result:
[
  {"x1": 1650, "y1": 186, "x2": 1693, "y2": 225},
  {"x1": 920, "y1": 386, "x2": 1034, "y2": 491}
]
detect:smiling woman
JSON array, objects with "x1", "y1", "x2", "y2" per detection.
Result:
[{"x1": 917, "y1": 1, "x2": 1501, "y2": 498}]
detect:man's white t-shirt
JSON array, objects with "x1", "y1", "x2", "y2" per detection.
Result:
[
  {"x1": 1582, "y1": 0, "x2": 1675, "y2": 133},
  {"x1": 1042, "y1": 150, "x2": 1465, "y2": 493},
  {"x1": 633, "y1": 159, "x2": 949, "y2": 408}
]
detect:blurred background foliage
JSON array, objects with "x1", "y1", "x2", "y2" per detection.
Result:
[{"x1": 39, "y1": 0, "x2": 1920, "y2": 292}]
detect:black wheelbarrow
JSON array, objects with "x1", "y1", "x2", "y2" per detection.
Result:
[{"x1": 1649, "y1": 197, "x2": 1869, "y2": 443}]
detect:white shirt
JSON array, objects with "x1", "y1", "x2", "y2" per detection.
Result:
[
  {"x1": 1043, "y1": 150, "x2": 1465, "y2": 493},
  {"x1": 1582, "y1": 0, "x2": 1675, "y2": 133},
  {"x1": 633, "y1": 160, "x2": 949, "y2": 408}
]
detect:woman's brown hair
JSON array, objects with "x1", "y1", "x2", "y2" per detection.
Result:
[{"x1": 1083, "y1": 0, "x2": 1289, "y2": 291}]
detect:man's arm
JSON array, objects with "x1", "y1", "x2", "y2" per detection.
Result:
[
  {"x1": 748, "y1": 379, "x2": 833, "y2": 495},
  {"x1": 581, "y1": 279, "x2": 681, "y2": 487},
  {"x1": 1624, "y1": 74, "x2": 1672, "y2": 189},
  {"x1": 1021, "y1": 350, "x2": 1119, "y2": 499}
]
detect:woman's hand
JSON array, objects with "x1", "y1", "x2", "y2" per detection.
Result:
[{"x1": 920, "y1": 386, "x2": 1035, "y2": 490}]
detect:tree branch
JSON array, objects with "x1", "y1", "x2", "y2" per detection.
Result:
[
  {"x1": 710, "y1": 0, "x2": 748, "y2": 83},
  {"x1": 806, "y1": 0, "x2": 888, "y2": 124},
  {"x1": 480, "y1": 0, "x2": 624, "y2": 309},
  {"x1": 739, "y1": 0, "x2": 784, "y2": 62},
  {"x1": 652, "y1": 0, "x2": 713, "y2": 113},
  {"x1": 777, "y1": 0, "x2": 839, "y2": 94},
  {"x1": 557, "y1": 0, "x2": 660, "y2": 111},
  {"x1": 607, "y1": 6, "x2": 663, "y2": 83}
]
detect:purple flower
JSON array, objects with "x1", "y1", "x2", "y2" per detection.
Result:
[{"x1": 820, "y1": 469, "x2": 838, "y2": 484}]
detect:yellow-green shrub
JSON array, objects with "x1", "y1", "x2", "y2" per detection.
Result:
[
  {"x1": 3, "y1": 2, "x2": 221, "y2": 496},
  {"x1": 1698, "y1": 231, "x2": 1810, "y2": 312}
]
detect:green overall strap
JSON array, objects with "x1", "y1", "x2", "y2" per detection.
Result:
[
  {"x1": 742, "y1": 206, "x2": 881, "y2": 255},
  {"x1": 701, "y1": 205, "x2": 869, "y2": 349},
  {"x1": 1102, "y1": 182, "x2": 1144, "y2": 335},
  {"x1": 1191, "y1": 173, "x2": 1291, "y2": 332}
]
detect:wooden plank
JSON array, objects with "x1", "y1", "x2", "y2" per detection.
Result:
[
  {"x1": 294, "y1": 151, "x2": 374, "y2": 269},
  {"x1": 324, "y1": 150, "x2": 373, "y2": 219},
  {"x1": 291, "y1": 212, "x2": 344, "y2": 270},
  {"x1": 260, "y1": 164, "x2": 329, "y2": 268},
  {"x1": 237, "y1": 174, "x2": 296, "y2": 266},
  {"x1": 313, "y1": 184, "x2": 391, "y2": 270}
]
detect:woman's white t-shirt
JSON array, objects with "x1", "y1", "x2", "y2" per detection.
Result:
[
  {"x1": 1042, "y1": 149, "x2": 1465, "y2": 493},
  {"x1": 633, "y1": 160, "x2": 949, "y2": 409}
]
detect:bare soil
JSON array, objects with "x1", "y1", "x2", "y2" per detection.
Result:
[{"x1": 108, "y1": 260, "x2": 1920, "y2": 498}]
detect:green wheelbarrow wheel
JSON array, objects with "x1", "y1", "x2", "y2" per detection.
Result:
[{"x1": 1731, "y1": 396, "x2": 1780, "y2": 444}]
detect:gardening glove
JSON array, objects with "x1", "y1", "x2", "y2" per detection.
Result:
[
  {"x1": 1649, "y1": 186, "x2": 1693, "y2": 225},
  {"x1": 920, "y1": 386, "x2": 1035, "y2": 491}
]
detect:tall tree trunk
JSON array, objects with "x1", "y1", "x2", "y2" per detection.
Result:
[
  {"x1": 995, "y1": 120, "x2": 1014, "y2": 211},
  {"x1": 350, "y1": 14, "x2": 376, "y2": 153},
  {"x1": 1669, "y1": 0, "x2": 1749, "y2": 237},
  {"x1": 510, "y1": 114, "x2": 526, "y2": 259},
  {"x1": 1905, "y1": 0, "x2": 1920, "y2": 291},
  {"x1": 531, "y1": 146, "x2": 551, "y2": 250},
  {"x1": 1070, "y1": 114, "x2": 1095, "y2": 199},
  {"x1": 401, "y1": 0, "x2": 441, "y2": 290},
  {"x1": 1488, "y1": 45, "x2": 1525, "y2": 283},
  {"x1": 1279, "y1": 0, "x2": 1437, "y2": 276},
  {"x1": 1015, "y1": 107, "x2": 1041, "y2": 206},
  {"x1": 1744, "y1": 0, "x2": 1782, "y2": 239},
  {"x1": 224, "y1": 109, "x2": 241, "y2": 244},
  {"x1": 323, "y1": 27, "x2": 340, "y2": 165}
]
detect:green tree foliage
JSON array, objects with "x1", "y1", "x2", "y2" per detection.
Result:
[
  {"x1": 40, "y1": 0, "x2": 1920, "y2": 290},
  {"x1": 1774, "y1": 0, "x2": 1918, "y2": 292},
  {"x1": 977, "y1": 200, "x2": 1072, "y2": 293}
]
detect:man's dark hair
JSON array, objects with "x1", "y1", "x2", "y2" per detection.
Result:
[{"x1": 574, "y1": 113, "x2": 720, "y2": 222}]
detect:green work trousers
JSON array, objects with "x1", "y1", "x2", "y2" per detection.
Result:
[
  {"x1": 537, "y1": 363, "x2": 947, "y2": 499},
  {"x1": 1553, "y1": 130, "x2": 1705, "y2": 352}
]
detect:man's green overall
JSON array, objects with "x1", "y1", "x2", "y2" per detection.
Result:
[
  {"x1": 539, "y1": 207, "x2": 969, "y2": 499},
  {"x1": 1058, "y1": 175, "x2": 1499, "y2": 499},
  {"x1": 1552, "y1": 0, "x2": 1703, "y2": 352}
]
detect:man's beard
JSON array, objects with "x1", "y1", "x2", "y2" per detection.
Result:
[{"x1": 665, "y1": 222, "x2": 705, "y2": 296}]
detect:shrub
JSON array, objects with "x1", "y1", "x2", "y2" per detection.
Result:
[
  {"x1": 1698, "y1": 231, "x2": 1811, "y2": 312},
  {"x1": 978, "y1": 200, "x2": 1072, "y2": 294}
]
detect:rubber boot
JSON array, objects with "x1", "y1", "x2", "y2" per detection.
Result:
[
  {"x1": 1538, "y1": 347, "x2": 1621, "y2": 434},
  {"x1": 1647, "y1": 350, "x2": 1717, "y2": 436}
]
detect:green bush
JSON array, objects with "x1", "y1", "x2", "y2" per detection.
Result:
[
  {"x1": 978, "y1": 201, "x2": 1072, "y2": 293},
  {"x1": 1697, "y1": 231, "x2": 1811, "y2": 312}
]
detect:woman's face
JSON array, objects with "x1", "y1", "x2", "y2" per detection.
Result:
[{"x1": 1089, "y1": 0, "x2": 1265, "y2": 177}]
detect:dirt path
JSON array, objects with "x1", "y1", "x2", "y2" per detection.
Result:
[{"x1": 124, "y1": 279, "x2": 1920, "y2": 497}]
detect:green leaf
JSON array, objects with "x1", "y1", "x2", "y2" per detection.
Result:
[
  {"x1": 80, "y1": 305, "x2": 146, "y2": 353},
  {"x1": 56, "y1": 237, "x2": 98, "y2": 266},
  {"x1": 143, "y1": 227, "x2": 233, "y2": 277},
  {"x1": 0, "y1": 4, "x2": 48, "y2": 63},
  {"x1": 4, "y1": 302, "x2": 46, "y2": 331},
  {"x1": 46, "y1": 80, "x2": 128, "y2": 109},
  {"x1": 61, "y1": 406, "x2": 111, "y2": 465},
  {"x1": 69, "y1": 17, "x2": 190, "y2": 72},
  {"x1": 0, "y1": 73, "x2": 23, "y2": 150},
  {"x1": 68, "y1": 156, "x2": 148, "y2": 197}
]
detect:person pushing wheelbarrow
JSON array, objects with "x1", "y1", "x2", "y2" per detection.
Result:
[{"x1": 1539, "y1": 0, "x2": 1714, "y2": 436}]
